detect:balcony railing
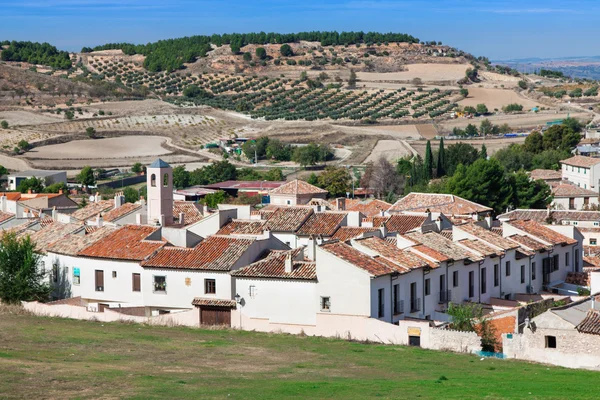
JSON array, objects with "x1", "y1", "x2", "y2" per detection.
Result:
[
  {"x1": 438, "y1": 290, "x2": 451, "y2": 304},
  {"x1": 410, "y1": 298, "x2": 421, "y2": 313},
  {"x1": 393, "y1": 300, "x2": 404, "y2": 315}
]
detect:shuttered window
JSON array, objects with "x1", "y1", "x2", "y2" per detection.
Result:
[
  {"x1": 132, "y1": 273, "x2": 141, "y2": 292},
  {"x1": 95, "y1": 270, "x2": 104, "y2": 292}
]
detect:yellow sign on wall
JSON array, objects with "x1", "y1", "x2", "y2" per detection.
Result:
[{"x1": 407, "y1": 327, "x2": 421, "y2": 337}]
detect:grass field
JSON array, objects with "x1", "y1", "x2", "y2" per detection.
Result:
[{"x1": 0, "y1": 308, "x2": 598, "y2": 399}]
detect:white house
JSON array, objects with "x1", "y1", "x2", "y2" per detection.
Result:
[
  {"x1": 561, "y1": 155, "x2": 600, "y2": 190},
  {"x1": 7, "y1": 170, "x2": 67, "y2": 191},
  {"x1": 551, "y1": 183, "x2": 599, "y2": 210},
  {"x1": 268, "y1": 179, "x2": 328, "y2": 206}
]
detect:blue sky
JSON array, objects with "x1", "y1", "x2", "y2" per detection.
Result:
[{"x1": 0, "y1": 0, "x2": 596, "y2": 60}]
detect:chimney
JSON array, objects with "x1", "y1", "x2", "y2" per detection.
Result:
[
  {"x1": 435, "y1": 217, "x2": 442, "y2": 232},
  {"x1": 485, "y1": 212, "x2": 492, "y2": 229},
  {"x1": 58, "y1": 189, "x2": 63, "y2": 195},
  {"x1": 179, "y1": 212, "x2": 185, "y2": 226},
  {"x1": 135, "y1": 213, "x2": 142, "y2": 225},
  {"x1": 96, "y1": 214, "x2": 103, "y2": 227},
  {"x1": 51, "y1": 206, "x2": 57, "y2": 221},
  {"x1": 336, "y1": 197, "x2": 346, "y2": 211},
  {"x1": 284, "y1": 253, "x2": 293, "y2": 273},
  {"x1": 94, "y1": 192, "x2": 100, "y2": 202},
  {"x1": 114, "y1": 192, "x2": 124, "y2": 209},
  {"x1": 159, "y1": 214, "x2": 166, "y2": 226},
  {"x1": 138, "y1": 196, "x2": 146, "y2": 206},
  {"x1": 203, "y1": 204, "x2": 209, "y2": 214},
  {"x1": 28, "y1": 189, "x2": 32, "y2": 194},
  {"x1": 0, "y1": 195, "x2": 6, "y2": 212}
]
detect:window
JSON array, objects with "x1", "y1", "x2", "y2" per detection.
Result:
[
  {"x1": 505, "y1": 261, "x2": 511, "y2": 277},
  {"x1": 569, "y1": 198, "x2": 575, "y2": 210},
  {"x1": 249, "y1": 285, "x2": 257, "y2": 298},
  {"x1": 591, "y1": 239, "x2": 598, "y2": 245},
  {"x1": 52, "y1": 264, "x2": 58, "y2": 283},
  {"x1": 553, "y1": 254, "x2": 560, "y2": 272},
  {"x1": 393, "y1": 284, "x2": 401, "y2": 314},
  {"x1": 453, "y1": 271, "x2": 459, "y2": 287},
  {"x1": 575, "y1": 249, "x2": 580, "y2": 272},
  {"x1": 286, "y1": 200, "x2": 291, "y2": 205},
  {"x1": 378, "y1": 288, "x2": 385, "y2": 318},
  {"x1": 95, "y1": 270, "x2": 104, "y2": 292},
  {"x1": 425, "y1": 278, "x2": 430, "y2": 296},
  {"x1": 163, "y1": 173, "x2": 169, "y2": 187},
  {"x1": 565, "y1": 252, "x2": 570, "y2": 267},
  {"x1": 320, "y1": 296, "x2": 331, "y2": 311},
  {"x1": 545, "y1": 335, "x2": 557, "y2": 349},
  {"x1": 73, "y1": 267, "x2": 80, "y2": 285},
  {"x1": 469, "y1": 271, "x2": 474, "y2": 298},
  {"x1": 494, "y1": 264, "x2": 499, "y2": 287},
  {"x1": 520, "y1": 265, "x2": 525, "y2": 284},
  {"x1": 594, "y1": 222, "x2": 599, "y2": 227},
  {"x1": 584, "y1": 197, "x2": 590, "y2": 205},
  {"x1": 410, "y1": 282, "x2": 419, "y2": 313},
  {"x1": 40, "y1": 261, "x2": 45, "y2": 274},
  {"x1": 132, "y1": 273, "x2": 141, "y2": 292},
  {"x1": 150, "y1": 174, "x2": 156, "y2": 187},
  {"x1": 204, "y1": 279, "x2": 216, "y2": 294},
  {"x1": 65, "y1": 267, "x2": 69, "y2": 274},
  {"x1": 481, "y1": 268, "x2": 487, "y2": 294},
  {"x1": 153, "y1": 275, "x2": 166, "y2": 292},
  {"x1": 532, "y1": 262, "x2": 536, "y2": 281},
  {"x1": 112, "y1": 271, "x2": 117, "y2": 278}
]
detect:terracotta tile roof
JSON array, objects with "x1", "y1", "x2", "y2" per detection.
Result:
[
  {"x1": 78, "y1": 225, "x2": 165, "y2": 261},
  {"x1": 499, "y1": 209, "x2": 600, "y2": 224},
  {"x1": 584, "y1": 246, "x2": 600, "y2": 257},
  {"x1": 491, "y1": 226, "x2": 503, "y2": 236},
  {"x1": 576, "y1": 310, "x2": 600, "y2": 335},
  {"x1": 456, "y1": 223, "x2": 519, "y2": 251},
  {"x1": 405, "y1": 231, "x2": 482, "y2": 262},
  {"x1": 565, "y1": 271, "x2": 590, "y2": 286},
  {"x1": 385, "y1": 236, "x2": 397, "y2": 245},
  {"x1": 529, "y1": 169, "x2": 562, "y2": 181},
  {"x1": 507, "y1": 234, "x2": 551, "y2": 252},
  {"x1": 0, "y1": 211, "x2": 14, "y2": 223},
  {"x1": 561, "y1": 155, "x2": 600, "y2": 168},
  {"x1": 320, "y1": 241, "x2": 404, "y2": 277},
  {"x1": 552, "y1": 183, "x2": 599, "y2": 198},
  {"x1": 384, "y1": 215, "x2": 427, "y2": 233},
  {"x1": 0, "y1": 192, "x2": 23, "y2": 201},
  {"x1": 331, "y1": 226, "x2": 380, "y2": 241},
  {"x1": 297, "y1": 212, "x2": 346, "y2": 236},
  {"x1": 458, "y1": 239, "x2": 503, "y2": 258},
  {"x1": 25, "y1": 222, "x2": 84, "y2": 254},
  {"x1": 142, "y1": 236, "x2": 255, "y2": 271},
  {"x1": 269, "y1": 179, "x2": 328, "y2": 195},
  {"x1": 439, "y1": 230, "x2": 453, "y2": 240},
  {"x1": 345, "y1": 199, "x2": 391, "y2": 217},
  {"x1": 85, "y1": 226, "x2": 99, "y2": 234},
  {"x1": 173, "y1": 201, "x2": 205, "y2": 226},
  {"x1": 102, "y1": 203, "x2": 142, "y2": 223},
  {"x1": 584, "y1": 256, "x2": 600, "y2": 271},
  {"x1": 264, "y1": 207, "x2": 314, "y2": 232},
  {"x1": 70, "y1": 200, "x2": 114, "y2": 221},
  {"x1": 232, "y1": 249, "x2": 317, "y2": 280},
  {"x1": 192, "y1": 298, "x2": 237, "y2": 308},
  {"x1": 411, "y1": 244, "x2": 450, "y2": 263},
  {"x1": 217, "y1": 219, "x2": 268, "y2": 235},
  {"x1": 507, "y1": 219, "x2": 577, "y2": 246},
  {"x1": 39, "y1": 217, "x2": 54, "y2": 228},
  {"x1": 47, "y1": 225, "x2": 119, "y2": 256},
  {"x1": 354, "y1": 236, "x2": 430, "y2": 270},
  {"x1": 47, "y1": 296, "x2": 84, "y2": 307},
  {"x1": 388, "y1": 193, "x2": 491, "y2": 216}
]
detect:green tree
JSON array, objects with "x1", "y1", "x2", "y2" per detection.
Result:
[
  {"x1": 446, "y1": 143, "x2": 479, "y2": 176},
  {"x1": 17, "y1": 177, "x2": 44, "y2": 193},
  {"x1": 348, "y1": 70, "x2": 357, "y2": 87},
  {"x1": 0, "y1": 233, "x2": 50, "y2": 304},
  {"x1": 463, "y1": 106, "x2": 477, "y2": 115},
  {"x1": 123, "y1": 187, "x2": 140, "y2": 203},
  {"x1": 0, "y1": 120, "x2": 8, "y2": 129},
  {"x1": 203, "y1": 191, "x2": 228, "y2": 208},
  {"x1": 292, "y1": 143, "x2": 331, "y2": 167},
  {"x1": 493, "y1": 144, "x2": 533, "y2": 172},
  {"x1": 531, "y1": 149, "x2": 571, "y2": 170},
  {"x1": 264, "y1": 168, "x2": 284, "y2": 181},
  {"x1": 509, "y1": 171, "x2": 552, "y2": 209},
  {"x1": 459, "y1": 88, "x2": 469, "y2": 97},
  {"x1": 465, "y1": 124, "x2": 478, "y2": 136},
  {"x1": 307, "y1": 173, "x2": 318, "y2": 185},
  {"x1": 562, "y1": 117, "x2": 583, "y2": 133},
  {"x1": 85, "y1": 127, "x2": 96, "y2": 138},
  {"x1": 242, "y1": 137, "x2": 270, "y2": 161},
  {"x1": 524, "y1": 131, "x2": 543, "y2": 153},
  {"x1": 243, "y1": 52, "x2": 252, "y2": 62},
  {"x1": 437, "y1": 138, "x2": 447, "y2": 177},
  {"x1": 479, "y1": 119, "x2": 493, "y2": 136},
  {"x1": 397, "y1": 157, "x2": 412, "y2": 176},
  {"x1": 423, "y1": 140, "x2": 433, "y2": 181},
  {"x1": 77, "y1": 166, "x2": 96, "y2": 187},
  {"x1": 280, "y1": 44, "x2": 293, "y2": 57},
  {"x1": 255, "y1": 47, "x2": 267, "y2": 60},
  {"x1": 43, "y1": 182, "x2": 68, "y2": 193},
  {"x1": 18, "y1": 140, "x2": 31, "y2": 151},
  {"x1": 0, "y1": 165, "x2": 8, "y2": 177},
  {"x1": 445, "y1": 158, "x2": 512, "y2": 214},
  {"x1": 518, "y1": 80, "x2": 528, "y2": 90},
  {"x1": 317, "y1": 167, "x2": 351, "y2": 197},
  {"x1": 183, "y1": 85, "x2": 212, "y2": 99},
  {"x1": 131, "y1": 162, "x2": 144, "y2": 173},
  {"x1": 172, "y1": 165, "x2": 190, "y2": 189},
  {"x1": 480, "y1": 144, "x2": 488, "y2": 160},
  {"x1": 476, "y1": 104, "x2": 489, "y2": 115},
  {"x1": 265, "y1": 139, "x2": 292, "y2": 161}
]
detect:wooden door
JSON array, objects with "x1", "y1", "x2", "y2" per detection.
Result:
[{"x1": 200, "y1": 307, "x2": 231, "y2": 326}]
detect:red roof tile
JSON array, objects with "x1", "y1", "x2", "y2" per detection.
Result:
[
  {"x1": 25, "y1": 222, "x2": 84, "y2": 253},
  {"x1": 78, "y1": 225, "x2": 165, "y2": 261},
  {"x1": 552, "y1": 183, "x2": 599, "y2": 198},
  {"x1": 384, "y1": 215, "x2": 427, "y2": 233},
  {"x1": 405, "y1": 231, "x2": 482, "y2": 262},
  {"x1": 217, "y1": 219, "x2": 268, "y2": 235},
  {"x1": 456, "y1": 223, "x2": 519, "y2": 251},
  {"x1": 297, "y1": 212, "x2": 346, "y2": 236},
  {"x1": 561, "y1": 155, "x2": 600, "y2": 168},
  {"x1": 265, "y1": 207, "x2": 314, "y2": 232},
  {"x1": 458, "y1": 239, "x2": 503, "y2": 258},
  {"x1": 345, "y1": 199, "x2": 391, "y2": 217},
  {"x1": 192, "y1": 298, "x2": 237, "y2": 308},
  {"x1": 232, "y1": 250, "x2": 317, "y2": 280},
  {"x1": 0, "y1": 211, "x2": 14, "y2": 223},
  {"x1": 47, "y1": 226, "x2": 119, "y2": 256},
  {"x1": 507, "y1": 219, "x2": 577, "y2": 246},
  {"x1": 269, "y1": 179, "x2": 328, "y2": 195},
  {"x1": 507, "y1": 234, "x2": 551, "y2": 252},
  {"x1": 529, "y1": 169, "x2": 562, "y2": 181},
  {"x1": 577, "y1": 310, "x2": 600, "y2": 335},
  {"x1": 102, "y1": 203, "x2": 142, "y2": 222},
  {"x1": 354, "y1": 236, "x2": 430, "y2": 270},
  {"x1": 320, "y1": 241, "x2": 403, "y2": 277},
  {"x1": 172, "y1": 201, "x2": 205, "y2": 226},
  {"x1": 388, "y1": 193, "x2": 491, "y2": 216},
  {"x1": 331, "y1": 226, "x2": 380, "y2": 241},
  {"x1": 70, "y1": 200, "x2": 114, "y2": 221},
  {"x1": 142, "y1": 236, "x2": 255, "y2": 271}
]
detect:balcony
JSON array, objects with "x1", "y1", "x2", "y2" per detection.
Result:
[
  {"x1": 393, "y1": 300, "x2": 404, "y2": 315},
  {"x1": 410, "y1": 298, "x2": 421, "y2": 313},
  {"x1": 438, "y1": 290, "x2": 451, "y2": 304}
]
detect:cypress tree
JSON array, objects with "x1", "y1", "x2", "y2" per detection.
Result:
[
  {"x1": 480, "y1": 144, "x2": 488, "y2": 160},
  {"x1": 437, "y1": 137, "x2": 446, "y2": 177},
  {"x1": 423, "y1": 140, "x2": 433, "y2": 181}
]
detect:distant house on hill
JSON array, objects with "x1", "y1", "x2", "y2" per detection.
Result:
[{"x1": 268, "y1": 180, "x2": 328, "y2": 206}]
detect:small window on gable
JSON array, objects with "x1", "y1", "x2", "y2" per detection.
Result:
[
  {"x1": 545, "y1": 335, "x2": 557, "y2": 349},
  {"x1": 151, "y1": 174, "x2": 156, "y2": 187},
  {"x1": 163, "y1": 173, "x2": 169, "y2": 187},
  {"x1": 112, "y1": 271, "x2": 117, "y2": 278},
  {"x1": 320, "y1": 296, "x2": 331, "y2": 311},
  {"x1": 591, "y1": 239, "x2": 598, "y2": 246},
  {"x1": 249, "y1": 285, "x2": 257, "y2": 298}
]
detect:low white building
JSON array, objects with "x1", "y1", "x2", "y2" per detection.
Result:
[
  {"x1": 7, "y1": 170, "x2": 67, "y2": 191},
  {"x1": 268, "y1": 179, "x2": 328, "y2": 206},
  {"x1": 561, "y1": 155, "x2": 600, "y2": 190},
  {"x1": 551, "y1": 183, "x2": 599, "y2": 211}
]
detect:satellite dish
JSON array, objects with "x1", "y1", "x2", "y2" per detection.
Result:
[{"x1": 89, "y1": 195, "x2": 95, "y2": 202}]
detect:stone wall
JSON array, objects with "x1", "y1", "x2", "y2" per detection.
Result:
[{"x1": 429, "y1": 328, "x2": 482, "y2": 353}]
